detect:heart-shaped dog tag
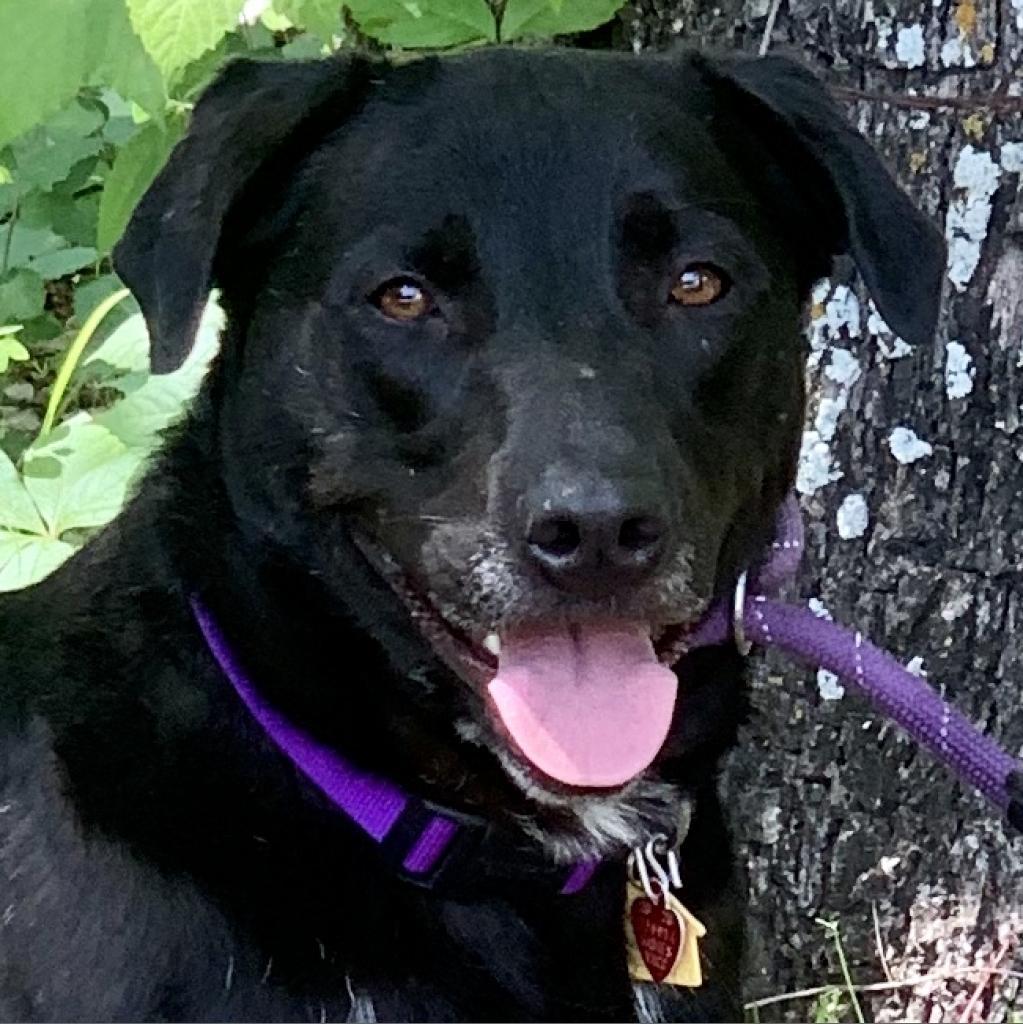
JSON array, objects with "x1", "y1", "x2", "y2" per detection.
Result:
[
  {"x1": 628, "y1": 890, "x2": 683, "y2": 982},
  {"x1": 625, "y1": 880, "x2": 706, "y2": 987}
]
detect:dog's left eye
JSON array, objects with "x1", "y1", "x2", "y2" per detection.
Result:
[
  {"x1": 669, "y1": 265, "x2": 729, "y2": 307},
  {"x1": 371, "y1": 278, "x2": 435, "y2": 322}
]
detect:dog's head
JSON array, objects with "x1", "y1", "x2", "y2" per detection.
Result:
[{"x1": 116, "y1": 48, "x2": 942, "y2": 853}]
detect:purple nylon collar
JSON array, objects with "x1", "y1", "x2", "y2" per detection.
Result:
[
  {"x1": 192, "y1": 494, "x2": 1022, "y2": 890},
  {"x1": 685, "y1": 496, "x2": 1023, "y2": 827},
  {"x1": 190, "y1": 597, "x2": 598, "y2": 894}
]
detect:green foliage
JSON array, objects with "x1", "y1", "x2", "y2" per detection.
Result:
[
  {"x1": 501, "y1": 0, "x2": 623, "y2": 41},
  {"x1": 0, "y1": 0, "x2": 165, "y2": 150},
  {"x1": 0, "y1": 0, "x2": 625, "y2": 592},
  {"x1": 0, "y1": 273, "x2": 45, "y2": 322},
  {"x1": 126, "y1": 0, "x2": 247, "y2": 79},
  {"x1": 345, "y1": 0, "x2": 497, "y2": 48},
  {"x1": 275, "y1": 0, "x2": 343, "y2": 41},
  {"x1": 340, "y1": 0, "x2": 622, "y2": 48},
  {"x1": 810, "y1": 987, "x2": 852, "y2": 1024},
  {"x1": 0, "y1": 296, "x2": 222, "y2": 591},
  {"x1": 0, "y1": 327, "x2": 28, "y2": 373}
]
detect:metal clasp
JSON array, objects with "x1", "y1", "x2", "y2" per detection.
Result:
[{"x1": 628, "y1": 832, "x2": 683, "y2": 901}]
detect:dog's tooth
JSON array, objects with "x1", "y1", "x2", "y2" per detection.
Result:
[{"x1": 483, "y1": 633, "x2": 501, "y2": 657}]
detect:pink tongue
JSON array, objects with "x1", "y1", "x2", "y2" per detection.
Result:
[{"x1": 486, "y1": 623, "x2": 678, "y2": 788}]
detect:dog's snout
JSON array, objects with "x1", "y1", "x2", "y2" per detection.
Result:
[{"x1": 525, "y1": 498, "x2": 670, "y2": 596}]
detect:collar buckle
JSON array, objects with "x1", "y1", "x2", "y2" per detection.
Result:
[
  {"x1": 381, "y1": 797, "x2": 492, "y2": 891},
  {"x1": 380, "y1": 797, "x2": 597, "y2": 896}
]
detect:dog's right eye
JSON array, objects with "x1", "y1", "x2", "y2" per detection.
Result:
[
  {"x1": 669, "y1": 265, "x2": 729, "y2": 307},
  {"x1": 371, "y1": 278, "x2": 435, "y2": 322}
]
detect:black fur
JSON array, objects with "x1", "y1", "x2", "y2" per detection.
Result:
[{"x1": 0, "y1": 47, "x2": 943, "y2": 1022}]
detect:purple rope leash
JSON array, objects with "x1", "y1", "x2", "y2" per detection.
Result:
[{"x1": 686, "y1": 497, "x2": 1022, "y2": 822}]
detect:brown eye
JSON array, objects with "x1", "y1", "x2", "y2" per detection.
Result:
[
  {"x1": 373, "y1": 279, "x2": 434, "y2": 322},
  {"x1": 669, "y1": 265, "x2": 727, "y2": 307}
]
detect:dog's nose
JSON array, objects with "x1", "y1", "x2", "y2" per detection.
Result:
[{"x1": 525, "y1": 503, "x2": 669, "y2": 595}]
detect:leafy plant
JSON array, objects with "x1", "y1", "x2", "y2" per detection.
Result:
[
  {"x1": 0, "y1": 0, "x2": 626, "y2": 592},
  {"x1": 0, "y1": 295, "x2": 222, "y2": 591},
  {"x1": 810, "y1": 986, "x2": 852, "y2": 1024},
  {"x1": 0, "y1": 326, "x2": 28, "y2": 373}
]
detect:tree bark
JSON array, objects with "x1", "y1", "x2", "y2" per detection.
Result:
[{"x1": 622, "y1": 1, "x2": 1023, "y2": 1019}]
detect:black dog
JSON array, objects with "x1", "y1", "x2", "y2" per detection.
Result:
[{"x1": 0, "y1": 47, "x2": 942, "y2": 1022}]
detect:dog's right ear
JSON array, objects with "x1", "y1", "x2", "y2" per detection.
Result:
[{"x1": 113, "y1": 56, "x2": 370, "y2": 373}]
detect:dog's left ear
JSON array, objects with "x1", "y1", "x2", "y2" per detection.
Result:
[
  {"x1": 707, "y1": 55, "x2": 945, "y2": 346},
  {"x1": 113, "y1": 56, "x2": 373, "y2": 373}
]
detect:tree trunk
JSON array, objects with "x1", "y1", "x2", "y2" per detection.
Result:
[{"x1": 623, "y1": 1, "x2": 1023, "y2": 1019}]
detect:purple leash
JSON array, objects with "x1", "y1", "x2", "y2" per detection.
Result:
[{"x1": 685, "y1": 496, "x2": 1023, "y2": 825}]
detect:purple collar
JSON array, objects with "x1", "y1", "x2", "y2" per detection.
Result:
[
  {"x1": 192, "y1": 494, "x2": 1022, "y2": 891},
  {"x1": 190, "y1": 597, "x2": 599, "y2": 895}
]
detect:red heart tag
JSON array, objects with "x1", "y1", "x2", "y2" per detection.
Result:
[{"x1": 629, "y1": 895, "x2": 683, "y2": 983}]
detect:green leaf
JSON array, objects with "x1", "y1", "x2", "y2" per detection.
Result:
[
  {"x1": 74, "y1": 274, "x2": 138, "y2": 327},
  {"x1": 90, "y1": 0, "x2": 169, "y2": 118},
  {"x1": 83, "y1": 307, "x2": 151, "y2": 377},
  {"x1": 4, "y1": 222, "x2": 66, "y2": 271},
  {"x1": 0, "y1": 334, "x2": 29, "y2": 374},
  {"x1": 280, "y1": 33, "x2": 328, "y2": 58},
  {"x1": 97, "y1": 119, "x2": 182, "y2": 254},
  {"x1": 92, "y1": 298, "x2": 223, "y2": 446},
  {"x1": 0, "y1": 0, "x2": 164, "y2": 149},
  {"x1": 500, "y1": 0, "x2": 622, "y2": 39},
  {"x1": 0, "y1": 530, "x2": 77, "y2": 592},
  {"x1": 10, "y1": 133, "x2": 105, "y2": 195},
  {"x1": 99, "y1": 90, "x2": 142, "y2": 146},
  {"x1": 22, "y1": 416, "x2": 147, "y2": 536},
  {"x1": 8, "y1": 101, "x2": 106, "y2": 194},
  {"x1": 168, "y1": 27, "x2": 252, "y2": 102},
  {"x1": 49, "y1": 100, "x2": 107, "y2": 140},
  {"x1": 0, "y1": 0, "x2": 98, "y2": 149},
  {"x1": 57, "y1": 154, "x2": 103, "y2": 196},
  {"x1": 27, "y1": 246, "x2": 98, "y2": 280},
  {"x1": 0, "y1": 447, "x2": 45, "y2": 534},
  {"x1": 4, "y1": 220, "x2": 98, "y2": 279},
  {"x1": 126, "y1": 0, "x2": 246, "y2": 79},
  {"x1": 346, "y1": 0, "x2": 495, "y2": 47},
  {"x1": 9, "y1": 313, "x2": 60, "y2": 344},
  {"x1": 0, "y1": 271, "x2": 46, "y2": 321},
  {"x1": 237, "y1": 21, "x2": 278, "y2": 51},
  {"x1": 275, "y1": 0, "x2": 342, "y2": 42},
  {"x1": 21, "y1": 191, "x2": 101, "y2": 249}
]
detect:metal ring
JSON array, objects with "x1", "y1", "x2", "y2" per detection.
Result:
[
  {"x1": 628, "y1": 847, "x2": 658, "y2": 901},
  {"x1": 643, "y1": 836, "x2": 673, "y2": 895},
  {"x1": 733, "y1": 570, "x2": 752, "y2": 657},
  {"x1": 665, "y1": 848, "x2": 683, "y2": 890}
]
